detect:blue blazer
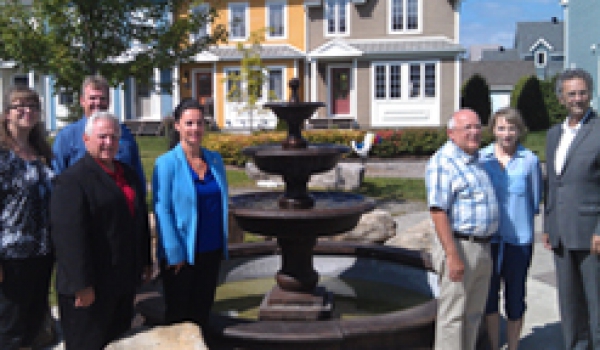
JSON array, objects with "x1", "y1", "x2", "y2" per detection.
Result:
[{"x1": 152, "y1": 144, "x2": 229, "y2": 265}]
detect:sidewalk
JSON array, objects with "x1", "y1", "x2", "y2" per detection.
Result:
[{"x1": 378, "y1": 159, "x2": 563, "y2": 350}]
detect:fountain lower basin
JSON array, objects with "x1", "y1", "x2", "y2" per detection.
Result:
[
  {"x1": 208, "y1": 241, "x2": 438, "y2": 350},
  {"x1": 230, "y1": 192, "x2": 376, "y2": 236}
]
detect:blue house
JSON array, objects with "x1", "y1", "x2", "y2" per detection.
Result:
[{"x1": 562, "y1": 0, "x2": 600, "y2": 108}]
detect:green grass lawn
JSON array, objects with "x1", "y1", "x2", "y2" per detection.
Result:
[{"x1": 522, "y1": 130, "x2": 546, "y2": 162}]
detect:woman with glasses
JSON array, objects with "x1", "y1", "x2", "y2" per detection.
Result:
[
  {"x1": 0, "y1": 86, "x2": 54, "y2": 349},
  {"x1": 480, "y1": 107, "x2": 543, "y2": 350}
]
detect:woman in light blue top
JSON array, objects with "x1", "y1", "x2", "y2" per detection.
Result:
[
  {"x1": 480, "y1": 107, "x2": 543, "y2": 350},
  {"x1": 153, "y1": 98, "x2": 228, "y2": 330}
]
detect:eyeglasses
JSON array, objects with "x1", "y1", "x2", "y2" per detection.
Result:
[
  {"x1": 453, "y1": 124, "x2": 482, "y2": 132},
  {"x1": 9, "y1": 104, "x2": 40, "y2": 111}
]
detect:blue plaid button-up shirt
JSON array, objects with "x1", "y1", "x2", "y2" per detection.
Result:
[{"x1": 426, "y1": 140, "x2": 499, "y2": 238}]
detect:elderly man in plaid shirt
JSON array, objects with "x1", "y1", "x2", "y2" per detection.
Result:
[{"x1": 425, "y1": 108, "x2": 499, "y2": 350}]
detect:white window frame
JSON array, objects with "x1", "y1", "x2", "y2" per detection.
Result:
[
  {"x1": 265, "y1": 66, "x2": 286, "y2": 102},
  {"x1": 229, "y1": 3, "x2": 249, "y2": 41},
  {"x1": 324, "y1": 0, "x2": 350, "y2": 37},
  {"x1": 190, "y1": 3, "x2": 211, "y2": 42},
  {"x1": 266, "y1": 1, "x2": 287, "y2": 39},
  {"x1": 388, "y1": 0, "x2": 422, "y2": 34},
  {"x1": 371, "y1": 61, "x2": 438, "y2": 101},
  {"x1": 534, "y1": 50, "x2": 547, "y2": 69}
]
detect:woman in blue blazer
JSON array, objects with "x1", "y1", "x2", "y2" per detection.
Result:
[{"x1": 153, "y1": 98, "x2": 228, "y2": 329}]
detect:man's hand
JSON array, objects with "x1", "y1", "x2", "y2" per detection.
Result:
[
  {"x1": 591, "y1": 235, "x2": 600, "y2": 255},
  {"x1": 142, "y1": 265, "x2": 153, "y2": 283},
  {"x1": 446, "y1": 253, "x2": 465, "y2": 282},
  {"x1": 541, "y1": 233, "x2": 552, "y2": 250},
  {"x1": 74, "y1": 287, "x2": 95, "y2": 308}
]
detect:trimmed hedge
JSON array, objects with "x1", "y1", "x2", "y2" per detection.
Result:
[{"x1": 203, "y1": 128, "x2": 494, "y2": 166}]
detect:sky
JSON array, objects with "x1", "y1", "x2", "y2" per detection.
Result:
[{"x1": 459, "y1": 0, "x2": 564, "y2": 49}]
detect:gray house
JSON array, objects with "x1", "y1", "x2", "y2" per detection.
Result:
[
  {"x1": 305, "y1": 0, "x2": 464, "y2": 128},
  {"x1": 462, "y1": 17, "x2": 564, "y2": 113},
  {"x1": 562, "y1": 0, "x2": 600, "y2": 108},
  {"x1": 480, "y1": 18, "x2": 564, "y2": 81}
]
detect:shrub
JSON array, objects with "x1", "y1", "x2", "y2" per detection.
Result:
[
  {"x1": 461, "y1": 74, "x2": 492, "y2": 125},
  {"x1": 512, "y1": 75, "x2": 550, "y2": 131}
]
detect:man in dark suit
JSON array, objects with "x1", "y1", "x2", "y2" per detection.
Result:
[
  {"x1": 50, "y1": 111, "x2": 151, "y2": 350},
  {"x1": 543, "y1": 68, "x2": 600, "y2": 350}
]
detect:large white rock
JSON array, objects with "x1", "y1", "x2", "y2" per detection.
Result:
[
  {"x1": 385, "y1": 219, "x2": 433, "y2": 253},
  {"x1": 333, "y1": 209, "x2": 396, "y2": 243},
  {"x1": 245, "y1": 162, "x2": 365, "y2": 191},
  {"x1": 106, "y1": 323, "x2": 207, "y2": 350}
]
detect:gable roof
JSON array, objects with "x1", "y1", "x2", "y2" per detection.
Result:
[
  {"x1": 481, "y1": 48, "x2": 520, "y2": 61},
  {"x1": 461, "y1": 60, "x2": 535, "y2": 89},
  {"x1": 309, "y1": 38, "x2": 464, "y2": 58},
  {"x1": 192, "y1": 45, "x2": 305, "y2": 62},
  {"x1": 515, "y1": 20, "x2": 564, "y2": 57}
]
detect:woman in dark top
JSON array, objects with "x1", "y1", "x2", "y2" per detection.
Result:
[
  {"x1": 0, "y1": 86, "x2": 54, "y2": 349},
  {"x1": 153, "y1": 98, "x2": 229, "y2": 329}
]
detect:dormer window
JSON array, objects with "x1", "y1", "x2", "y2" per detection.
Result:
[
  {"x1": 389, "y1": 0, "x2": 421, "y2": 33},
  {"x1": 229, "y1": 3, "x2": 248, "y2": 40},
  {"x1": 325, "y1": 0, "x2": 349, "y2": 36},
  {"x1": 267, "y1": 1, "x2": 286, "y2": 39},
  {"x1": 535, "y1": 51, "x2": 547, "y2": 68}
]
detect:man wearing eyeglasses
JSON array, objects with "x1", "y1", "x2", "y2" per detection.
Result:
[
  {"x1": 425, "y1": 109, "x2": 498, "y2": 350},
  {"x1": 543, "y1": 68, "x2": 600, "y2": 350},
  {"x1": 51, "y1": 75, "x2": 145, "y2": 196}
]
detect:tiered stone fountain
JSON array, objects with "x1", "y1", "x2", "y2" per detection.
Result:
[{"x1": 209, "y1": 79, "x2": 437, "y2": 349}]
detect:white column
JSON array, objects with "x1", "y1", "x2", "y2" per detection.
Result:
[
  {"x1": 28, "y1": 71, "x2": 34, "y2": 89},
  {"x1": 293, "y1": 59, "x2": 298, "y2": 79},
  {"x1": 151, "y1": 68, "x2": 161, "y2": 120},
  {"x1": 352, "y1": 59, "x2": 357, "y2": 119},
  {"x1": 173, "y1": 65, "x2": 180, "y2": 108},
  {"x1": 310, "y1": 59, "x2": 317, "y2": 102}
]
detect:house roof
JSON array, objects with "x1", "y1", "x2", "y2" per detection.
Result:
[
  {"x1": 481, "y1": 48, "x2": 520, "y2": 61},
  {"x1": 461, "y1": 60, "x2": 535, "y2": 89},
  {"x1": 192, "y1": 45, "x2": 305, "y2": 62},
  {"x1": 515, "y1": 20, "x2": 564, "y2": 57},
  {"x1": 309, "y1": 38, "x2": 464, "y2": 59}
]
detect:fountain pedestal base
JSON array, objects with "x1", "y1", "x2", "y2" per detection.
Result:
[{"x1": 258, "y1": 286, "x2": 333, "y2": 321}]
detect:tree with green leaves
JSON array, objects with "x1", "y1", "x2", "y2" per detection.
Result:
[
  {"x1": 461, "y1": 73, "x2": 492, "y2": 125},
  {"x1": 224, "y1": 29, "x2": 276, "y2": 132},
  {"x1": 540, "y1": 75, "x2": 567, "y2": 126},
  {"x1": 0, "y1": 0, "x2": 226, "y2": 116},
  {"x1": 511, "y1": 75, "x2": 550, "y2": 131}
]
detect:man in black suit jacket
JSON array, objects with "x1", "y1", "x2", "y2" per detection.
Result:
[
  {"x1": 543, "y1": 68, "x2": 600, "y2": 350},
  {"x1": 50, "y1": 111, "x2": 151, "y2": 350}
]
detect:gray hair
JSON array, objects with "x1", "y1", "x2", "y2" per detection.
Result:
[
  {"x1": 85, "y1": 111, "x2": 121, "y2": 138},
  {"x1": 555, "y1": 68, "x2": 593, "y2": 98}
]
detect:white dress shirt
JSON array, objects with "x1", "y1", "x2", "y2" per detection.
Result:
[{"x1": 554, "y1": 111, "x2": 591, "y2": 175}]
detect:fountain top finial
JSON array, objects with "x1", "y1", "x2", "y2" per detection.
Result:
[{"x1": 289, "y1": 78, "x2": 300, "y2": 103}]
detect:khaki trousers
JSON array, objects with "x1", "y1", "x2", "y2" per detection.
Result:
[{"x1": 432, "y1": 236, "x2": 492, "y2": 350}]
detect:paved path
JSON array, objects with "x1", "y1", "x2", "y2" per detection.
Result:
[{"x1": 375, "y1": 159, "x2": 563, "y2": 350}]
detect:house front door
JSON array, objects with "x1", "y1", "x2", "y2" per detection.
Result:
[
  {"x1": 330, "y1": 68, "x2": 351, "y2": 115},
  {"x1": 195, "y1": 72, "x2": 212, "y2": 104}
]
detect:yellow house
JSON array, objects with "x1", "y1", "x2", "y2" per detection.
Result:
[{"x1": 179, "y1": 0, "x2": 307, "y2": 130}]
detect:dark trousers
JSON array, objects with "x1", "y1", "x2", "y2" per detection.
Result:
[
  {"x1": 58, "y1": 291, "x2": 134, "y2": 350},
  {"x1": 554, "y1": 246, "x2": 600, "y2": 350},
  {"x1": 161, "y1": 249, "x2": 222, "y2": 327},
  {"x1": 0, "y1": 255, "x2": 53, "y2": 350}
]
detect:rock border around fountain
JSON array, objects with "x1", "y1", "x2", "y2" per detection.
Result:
[{"x1": 208, "y1": 241, "x2": 438, "y2": 350}]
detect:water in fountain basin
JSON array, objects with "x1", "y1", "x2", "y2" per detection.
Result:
[{"x1": 212, "y1": 277, "x2": 431, "y2": 320}]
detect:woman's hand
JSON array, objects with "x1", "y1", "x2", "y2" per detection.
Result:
[{"x1": 170, "y1": 262, "x2": 185, "y2": 275}]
